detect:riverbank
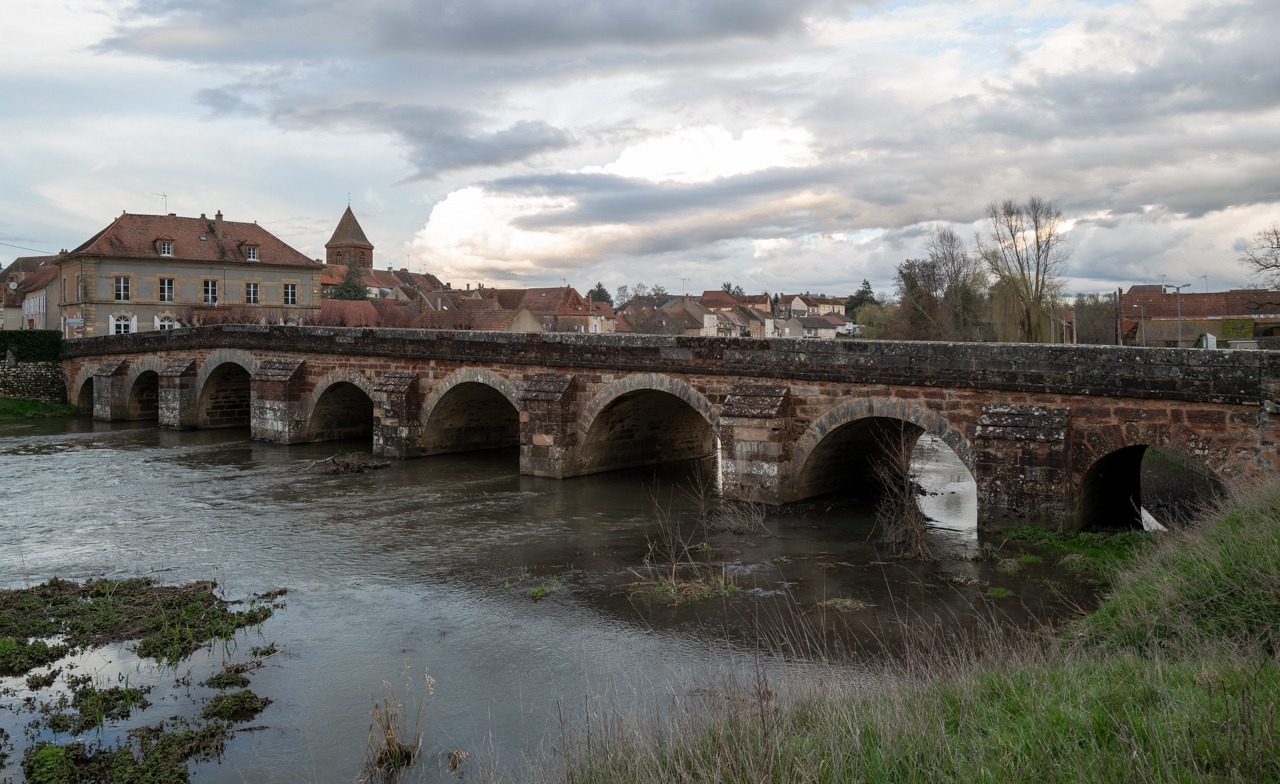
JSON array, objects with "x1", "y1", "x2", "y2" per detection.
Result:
[
  {"x1": 0, "y1": 397, "x2": 77, "y2": 420},
  {"x1": 548, "y1": 481, "x2": 1280, "y2": 783}
]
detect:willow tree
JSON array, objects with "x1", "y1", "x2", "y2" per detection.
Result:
[{"x1": 978, "y1": 197, "x2": 1069, "y2": 343}]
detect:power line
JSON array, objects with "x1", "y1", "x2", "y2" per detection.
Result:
[{"x1": 0, "y1": 241, "x2": 59, "y2": 255}]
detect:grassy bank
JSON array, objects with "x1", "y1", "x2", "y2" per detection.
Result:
[
  {"x1": 0, "y1": 397, "x2": 77, "y2": 420},
  {"x1": 553, "y1": 483, "x2": 1280, "y2": 783}
]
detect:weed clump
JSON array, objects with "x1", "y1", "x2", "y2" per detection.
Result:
[
  {"x1": 0, "y1": 577, "x2": 280, "y2": 671},
  {"x1": 22, "y1": 719, "x2": 232, "y2": 783},
  {"x1": 200, "y1": 671, "x2": 251, "y2": 690},
  {"x1": 201, "y1": 689, "x2": 271, "y2": 723},
  {"x1": 37, "y1": 675, "x2": 153, "y2": 735},
  {"x1": 0, "y1": 638, "x2": 68, "y2": 677},
  {"x1": 25, "y1": 668, "x2": 59, "y2": 691},
  {"x1": 821, "y1": 598, "x2": 870, "y2": 613}
]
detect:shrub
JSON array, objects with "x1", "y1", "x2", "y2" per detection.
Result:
[{"x1": 0, "y1": 330, "x2": 62, "y2": 362}]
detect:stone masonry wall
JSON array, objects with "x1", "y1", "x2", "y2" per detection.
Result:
[{"x1": 1, "y1": 360, "x2": 68, "y2": 404}]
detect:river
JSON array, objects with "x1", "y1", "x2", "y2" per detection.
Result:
[{"x1": 0, "y1": 418, "x2": 1079, "y2": 781}]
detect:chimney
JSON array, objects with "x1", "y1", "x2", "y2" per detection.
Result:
[
  {"x1": 466, "y1": 283, "x2": 470, "y2": 290},
  {"x1": 214, "y1": 211, "x2": 223, "y2": 240}
]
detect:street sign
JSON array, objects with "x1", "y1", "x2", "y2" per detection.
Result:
[{"x1": 73, "y1": 326, "x2": 83, "y2": 337}]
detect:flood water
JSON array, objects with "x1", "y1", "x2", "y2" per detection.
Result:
[{"x1": 0, "y1": 419, "x2": 1080, "y2": 781}]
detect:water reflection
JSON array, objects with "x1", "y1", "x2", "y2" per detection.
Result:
[{"x1": 0, "y1": 420, "x2": 1070, "y2": 782}]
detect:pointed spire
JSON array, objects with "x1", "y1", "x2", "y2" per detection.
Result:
[{"x1": 326, "y1": 206, "x2": 372, "y2": 249}]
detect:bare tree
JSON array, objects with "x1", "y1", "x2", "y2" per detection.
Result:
[
  {"x1": 1241, "y1": 224, "x2": 1280, "y2": 286},
  {"x1": 978, "y1": 197, "x2": 1070, "y2": 343},
  {"x1": 926, "y1": 226, "x2": 986, "y2": 341}
]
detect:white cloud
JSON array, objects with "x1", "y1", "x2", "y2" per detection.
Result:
[{"x1": 583, "y1": 125, "x2": 817, "y2": 184}]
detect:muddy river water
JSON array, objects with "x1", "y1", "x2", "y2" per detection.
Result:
[{"x1": 0, "y1": 419, "x2": 1081, "y2": 781}]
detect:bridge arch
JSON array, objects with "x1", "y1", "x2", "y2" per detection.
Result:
[
  {"x1": 196, "y1": 350, "x2": 258, "y2": 429},
  {"x1": 306, "y1": 369, "x2": 377, "y2": 442},
  {"x1": 576, "y1": 373, "x2": 719, "y2": 474},
  {"x1": 419, "y1": 369, "x2": 521, "y2": 456},
  {"x1": 1073, "y1": 424, "x2": 1224, "y2": 530},
  {"x1": 788, "y1": 397, "x2": 973, "y2": 503},
  {"x1": 125, "y1": 357, "x2": 167, "y2": 420},
  {"x1": 71, "y1": 365, "x2": 96, "y2": 413}
]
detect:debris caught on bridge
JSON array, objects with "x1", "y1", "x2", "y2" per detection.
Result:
[{"x1": 304, "y1": 451, "x2": 390, "y2": 475}]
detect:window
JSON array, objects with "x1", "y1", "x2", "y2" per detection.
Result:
[
  {"x1": 114, "y1": 276, "x2": 130, "y2": 301},
  {"x1": 158, "y1": 278, "x2": 174, "y2": 303},
  {"x1": 246, "y1": 246, "x2": 258, "y2": 261},
  {"x1": 203, "y1": 279, "x2": 218, "y2": 304},
  {"x1": 245, "y1": 282, "x2": 259, "y2": 305},
  {"x1": 114, "y1": 315, "x2": 131, "y2": 334},
  {"x1": 159, "y1": 241, "x2": 172, "y2": 256},
  {"x1": 283, "y1": 283, "x2": 297, "y2": 306},
  {"x1": 157, "y1": 316, "x2": 176, "y2": 331}
]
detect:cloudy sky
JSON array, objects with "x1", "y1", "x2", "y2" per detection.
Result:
[{"x1": 2, "y1": 0, "x2": 1277, "y2": 298}]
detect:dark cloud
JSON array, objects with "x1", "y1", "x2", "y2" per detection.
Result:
[{"x1": 105, "y1": 0, "x2": 856, "y2": 61}]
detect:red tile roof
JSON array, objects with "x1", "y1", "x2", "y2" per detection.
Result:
[
  {"x1": 67, "y1": 213, "x2": 319, "y2": 268},
  {"x1": 698, "y1": 290, "x2": 739, "y2": 310},
  {"x1": 484, "y1": 287, "x2": 592, "y2": 316},
  {"x1": 592, "y1": 301, "x2": 615, "y2": 319},
  {"x1": 1122, "y1": 287, "x2": 1280, "y2": 319},
  {"x1": 16, "y1": 266, "x2": 58, "y2": 294},
  {"x1": 410, "y1": 310, "x2": 521, "y2": 331}
]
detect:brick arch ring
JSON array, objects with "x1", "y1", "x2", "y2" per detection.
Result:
[
  {"x1": 126, "y1": 356, "x2": 168, "y2": 392},
  {"x1": 1074, "y1": 421, "x2": 1225, "y2": 487},
  {"x1": 577, "y1": 373, "x2": 719, "y2": 439},
  {"x1": 419, "y1": 368, "x2": 521, "y2": 428},
  {"x1": 70, "y1": 364, "x2": 97, "y2": 405},
  {"x1": 304, "y1": 369, "x2": 378, "y2": 424},
  {"x1": 789, "y1": 397, "x2": 975, "y2": 477},
  {"x1": 194, "y1": 349, "x2": 261, "y2": 402}
]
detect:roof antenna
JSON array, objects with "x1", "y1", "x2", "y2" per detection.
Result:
[
  {"x1": 151, "y1": 192, "x2": 168, "y2": 213},
  {"x1": 347, "y1": 193, "x2": 351, "y2": 207}
]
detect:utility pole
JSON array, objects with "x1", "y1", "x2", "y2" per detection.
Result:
[
  {"x1": 1166, "y1": 283, "x2": 1191, "y2": 347},
  {"x1": 680, "y1": 278, "x2": 690, "y2": 297},
  {"x1": 1200, "y1": 275, "x2": 1209, "y2": 293}
]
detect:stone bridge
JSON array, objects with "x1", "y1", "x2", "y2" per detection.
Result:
[{"x1": 62, "y1": 325, "x2": 1280, "y2": 529}]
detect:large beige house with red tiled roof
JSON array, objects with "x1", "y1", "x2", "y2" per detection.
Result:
[{"x1": 57, "y1": 211, "x2": 322, "y2": 337}]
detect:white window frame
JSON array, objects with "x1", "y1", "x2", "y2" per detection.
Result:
[
  {"x1": 158, "y1": 278, "x2": 174, "y2": 303},
  {"x1": 203, "y1": 279, "x2": 218, "y2": 305},
  {"x1": 157, "y1": 316, "x2": 176, "y2": 331},
  {"x1": 283, "y1": 282, "x2": 297, "y2": 306},
  {"x1": 246, "y1": 246, "x2": 258, "y2": 261},
  {"x1": 245, "y1": 282, "x2": 260, "y2": 305},
  {"x1": 114, "y1": 315, "x2": 132, "y2": 334},
  {"x1": 114, "y1": 276, "x2": 130, "y2": 301},
  {"x1": 159, "y1": 241, "x2": 173, "y2": 256}
]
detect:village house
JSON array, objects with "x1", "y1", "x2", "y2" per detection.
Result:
[
  {"x1": 2, "y1": 255, "x2": 64, "y2": 330},
  {"x1": 780, "y1": 315, "x2": 838, "y2": 339},
  {"x1": 1120, "y1": 285, "x2": 1280, "y2": 348},
  {"x1": 57, "y1": 211, "x2": 323, "y2": 337}
]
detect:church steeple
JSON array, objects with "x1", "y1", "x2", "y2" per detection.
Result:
[{"x1": 325, "y1": 206, "x2": 374, "y2": 268}]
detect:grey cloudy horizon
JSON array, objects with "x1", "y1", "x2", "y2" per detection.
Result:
[{"x1": 2, "y1": 0, "x2": 1278, "y2": 299}]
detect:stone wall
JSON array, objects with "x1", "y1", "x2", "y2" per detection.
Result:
[{"x1": 0, "y1": 360, "x2": 67, "y2": 404}]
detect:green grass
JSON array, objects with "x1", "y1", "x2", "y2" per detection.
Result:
[
  {"x1": 0, "y1": 637, "x2": 69, "y2": 676},
  {"x1": 0, "y1": 397, "x2": 77, "y2": 420}
]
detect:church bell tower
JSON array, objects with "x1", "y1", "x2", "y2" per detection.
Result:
[{"x1": 325, "y1": 206, "x2": 374, "y2": 268}]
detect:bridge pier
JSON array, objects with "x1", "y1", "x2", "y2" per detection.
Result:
[
  {"x1": 249, "y1": 358, "x2": 310, "y2": 444},
  {"x1": 518, "y1": 373, "x2": 582, "y2": 478},
  {"x1": 373, "y1": 371, "x2": 423, "y2": 459},
  {"x1": 718, "y1": 386, "x2": 795, "y2": 505},
  {"x1": 158, "y1": 359, "x2": 199, "y2": 430},
  {"x1": 91, "y1": 359, "x2": 130, "y2": 421},
  {"x1": 973, "y1": 404, "x2": 1073, "y2": 527}
]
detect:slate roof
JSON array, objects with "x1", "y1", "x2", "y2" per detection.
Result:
[
  {"x1": 65, "y1": 213, "x2": 319, "y2": 268},
  {"x1": 325, "y1": 206, "x2": 373, "y2": 249}
]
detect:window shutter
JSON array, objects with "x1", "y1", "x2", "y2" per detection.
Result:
[
  {"x1": 130, "y1": 315, "x2": 137, "y2": 333},
  {"x1": 153, "y1": 315, "x2": 160, "y2": 330}
]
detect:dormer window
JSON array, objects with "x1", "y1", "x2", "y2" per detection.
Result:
[
  {"x1": 157, "y1": 240, "x2": 173, "y2": 256},
  {"x1": 246, "y1": 246, "x2": 258, "y2": 261}
]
